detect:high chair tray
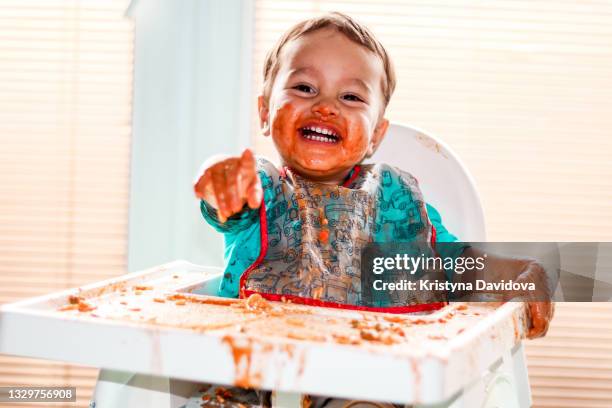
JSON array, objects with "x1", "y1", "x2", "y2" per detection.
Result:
[{"x1": 0, "y1": 260, "x2": 528, "y2": 404}]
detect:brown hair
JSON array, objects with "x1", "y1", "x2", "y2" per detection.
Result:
[{"x1": 262, "y1": 12, "x2": 396, "y2": 108}]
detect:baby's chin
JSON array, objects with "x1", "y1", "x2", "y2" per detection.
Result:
[{"x1": 287, "y1": 158, "x2": 355, "y2": 182}]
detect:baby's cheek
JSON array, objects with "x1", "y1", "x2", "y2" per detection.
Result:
[
  {"x1": 344, "y1": 121, "x2": 371, "y2": 157},
  {"x1": 272, "y1": 103, "x2": 297, "y2": 133},
  {"x1": 271, "y1": 102, "x2": 299, "y2": 148}
]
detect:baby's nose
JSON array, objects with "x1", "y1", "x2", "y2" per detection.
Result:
[{"x1": 312, "y1": 99, "x2": 339, "y2": 118}]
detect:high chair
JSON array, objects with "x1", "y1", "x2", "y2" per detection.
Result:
[
  {"x1": 88, "y1": 123, "x2": 530, "y2": 407},
  {"x1": 369, "y1": 123, "x2": 531, "y2": 407}
]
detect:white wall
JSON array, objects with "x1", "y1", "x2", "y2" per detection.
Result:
[{"x1": 127, "y1": 0, "x2": 253, "y2": 271}]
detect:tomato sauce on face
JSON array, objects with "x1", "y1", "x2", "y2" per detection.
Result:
[{"x1": 260, "y1": 28, "x2": 389, "y2": 185}]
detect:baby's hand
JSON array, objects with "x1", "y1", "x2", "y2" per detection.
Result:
[
  {"x1": 193, "y1": 149, "x2": 262, "y2": 223},
  {"x1": 525, "y1": 301, "x2": 554, "y2": 339},
  {"x1": 511, "y1": 261, "x2": 555, "y2": 339}
]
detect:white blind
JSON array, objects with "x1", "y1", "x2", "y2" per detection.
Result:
[
  {"x1": 0, "y1": 1, "x2": 133, "y2": 407},
  {"x1": 526, "y1": 303, "x2": 612, "y2": 408},
  {"x1": 252, "y1": 1, "x2": 612, "y2": 407}
]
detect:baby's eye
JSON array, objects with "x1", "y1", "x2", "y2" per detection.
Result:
[
  {"x1": 293, "y1": 84, "x2": 315, "y2": 94},
  {"x1": 342, "y1": 93, "x2": 364, "y2": 102}
]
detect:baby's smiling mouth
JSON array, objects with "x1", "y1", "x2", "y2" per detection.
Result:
[{"x1": 298, "y1": 125, "x2": 341, "y2": 144}]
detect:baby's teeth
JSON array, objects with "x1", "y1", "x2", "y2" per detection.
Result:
[
  {"x1": 303, "y1": 131, "x2": 336, "y2": 143},
  {"x1": 304, "y1": 126, "x2": 336, "y2": 138}
]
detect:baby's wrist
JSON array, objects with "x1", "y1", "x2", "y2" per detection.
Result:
[{"x1": 202, "y1": 199, "x2": 251, "y2": 221}]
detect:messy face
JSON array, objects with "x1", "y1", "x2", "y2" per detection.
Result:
[{"x1": 259, "y1": 28, "x2": 389, "y2": 185}]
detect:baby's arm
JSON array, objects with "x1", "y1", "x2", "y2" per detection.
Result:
[
  {"x1": 455, "y1": 247, "x2": 554, "y2": 339},
  {"x1": 425, "y1": 203, "x2": 553, "y2": 338},
  {"x1": 193, "y1": 149, "x2": 262, "y2": 223}
]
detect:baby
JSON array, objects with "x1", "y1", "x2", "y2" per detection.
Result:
[
  {"x1": 192, "y1": 11, "x2": 553, "y2": 406},
  {"x1": 194, "y1": 11, "x2": 553, "y2": 331}
]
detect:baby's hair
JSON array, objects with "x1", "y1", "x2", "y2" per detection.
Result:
[{"x1": 262, "y1": 12, "x2": 396, "y2": 108}]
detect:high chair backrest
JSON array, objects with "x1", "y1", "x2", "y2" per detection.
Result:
[{"x1": 368, "y1": 123, "x2": 486, "y2": 241}]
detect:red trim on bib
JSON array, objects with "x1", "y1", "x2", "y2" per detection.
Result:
[
  {"x1": 239, "y1": 199, "x2": 268, "y2": 299},
  {"x1": 241, "y1": 289, "x2": 446, "y2": 314},
  {"x1": 431, "y1": 224, "x2": 437, "y2": 248},
  {"x1": 342, "y1": 165, "x2": 361, "y2": 187}
]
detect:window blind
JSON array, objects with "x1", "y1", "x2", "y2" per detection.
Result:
[
  {"x1": 251, "y1": 1, "x2": 612, "y2": 407},
  {"x1": 0, "y1": 1, "x2": 133, "y2": 407}
]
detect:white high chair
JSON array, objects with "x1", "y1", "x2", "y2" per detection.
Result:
[
  {"x1": 91, "y1": 123, "x2": 531, "y2": 408},
  {"x1": 372, "y1": 123, "x2": 531, "y2": 408}
]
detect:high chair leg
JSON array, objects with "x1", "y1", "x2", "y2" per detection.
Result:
[
  {"x1": 272, "y1": 390, "x2": 302, "y2": 408},
  {"x1": 511, "y1": 343, "x2": 532, "y2": 408}
]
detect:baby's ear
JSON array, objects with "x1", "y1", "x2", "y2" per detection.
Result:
[
  {"x1": 258, "y1": 95, "x2": 271, "y2": 137},
  {"x1": 367, "y1": 118, "x2": 389, "y2": 158}
]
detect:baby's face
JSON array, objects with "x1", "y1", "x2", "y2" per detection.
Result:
[{"x1": 259, "y1": 28, "x2": 389, "y2": 184}]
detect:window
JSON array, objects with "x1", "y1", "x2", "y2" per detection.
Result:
[{"x1": 0, "y1": 1, "x2": 133, "y2": 406}]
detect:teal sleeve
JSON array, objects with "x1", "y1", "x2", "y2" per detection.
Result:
[
  {"x1": 427, "y1": 203, "x2": 460, "y2": 243},
  {"x1": 199, "y1": 161, "x2": 274, "y2": 298},
  {"x1": 199, "y1": 200, "x2": 262, "y2": 298},
  {"x1": 200, "y1": 200, "x2": 259, "y2": 234},
  {"x1": 427, "y1": 203, "x2": 470, "y2": 282}
]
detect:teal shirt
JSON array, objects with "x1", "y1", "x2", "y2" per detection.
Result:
[{"x1": 200, "y1": 168, "x2": 465, "y2": 298}]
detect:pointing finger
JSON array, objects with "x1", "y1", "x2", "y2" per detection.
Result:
[
  {"x1": 246, "y1": 175, "x2": 263, "y2": 209},
  {"x1": 238, "y1": 149, "x2": 257, "y2": 200}
]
